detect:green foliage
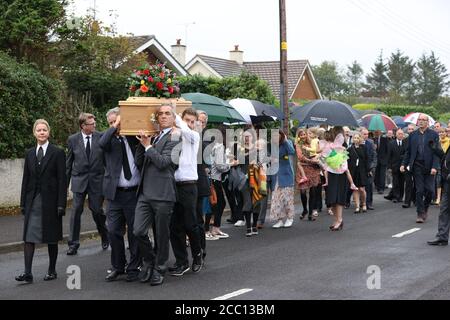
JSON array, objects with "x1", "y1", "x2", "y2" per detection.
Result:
[
  {"x1": 438, "y1": 112, "x2": 450, "y2": 123},
  {"x1": 179, "y1": 71, "x2": 276, "y2": 104},
  {"x1": 346, "y1": 60, "x2": 364, "y2": 96},
  {"x1": 0, "y1": 52, "x2": 64, "y2": 159},
  {"x1": 375, "y1": 104, "x2": 438, "y2": 119},
  {"x1": 353, "y1": 104, "x2": 377, "y2": 111},
  {"x1": 0, "y1": 0, "x2": 66, "y2": 72},
  {"x1": 365, "y1": 51, "x2": 389, "y2": 97},
  {"x1": 433, "y1": 96, "x2": 450, "y2": 114},
  {"x1": 414, "y1": 52, "x2": 450, "y2": 105},
  {"x1": 387, "y1": 50, "x2": 415, "y2": 101},
  {"x1": 312, "y1": 61, "x2": 348, "y2": 99}
]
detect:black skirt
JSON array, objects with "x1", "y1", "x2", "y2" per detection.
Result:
[{"x1": 326, "y1": 172, "x2": 349, "y2": 207}]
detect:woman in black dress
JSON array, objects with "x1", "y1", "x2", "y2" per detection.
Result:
[
  {"x1": 347, "y1": 133, "x2": 369, "y2": 213},
  {"x1": 15, "y1": 119, "x2": 67, "y2": 283}
]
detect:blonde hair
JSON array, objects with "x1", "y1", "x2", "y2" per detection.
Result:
[
  {"x1": 33, "y1": 119, "x2": 50, "y2": 133},
  {"x1": 307, "y1": 127, "x2": 319, "y2": 139}
]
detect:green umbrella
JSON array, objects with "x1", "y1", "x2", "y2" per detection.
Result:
[{"x1": 181, "y1": 93, "x2": 246, "y2": 123}]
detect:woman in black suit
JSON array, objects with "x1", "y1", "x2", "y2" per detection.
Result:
[
  {"x1": 16, "y1": 119, "x2": 67, "y2": 283},
  {"x1": 347, "y1": 133, "x2": 369, "y2": 213}
]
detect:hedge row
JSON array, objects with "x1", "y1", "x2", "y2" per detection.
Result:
[
  {"x1": 353, "y1": 103, "x2": 439, "y2": 119},
  {"x1": 0, "y1": 52, "x2": 64, "y2": 159}
]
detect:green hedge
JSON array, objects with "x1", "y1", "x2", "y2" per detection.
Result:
[
  {"x1": 353, "y1": 103, "x2": 438, "y2": 119},
  {"x1": 0, "y1": 52, "x2": 64, "y2": 159},
  {"x1": 353, "y1": 104, "x2": 376, "y2": 110}
]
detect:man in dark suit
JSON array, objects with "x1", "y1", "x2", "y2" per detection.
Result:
[
  {"x1": 402, "y1": 124, "x2": 416, "y2": 208},
  {"x1": 66, "y1": 113, "x2": 108, "y2": 255},
  {"x1": 401, "y1": 115, "x2": 440, "y2": 223},
  {"x1": 133, "y1": 104, "x2": 179, "y2": 286},
  {"x1": 374, "y1": 130, "x2": 389, "y2": 194},
  {"x1": 99, "y1": 107, "x2": 141, "y2": 282},
  {"x1": 386, "y1": 129, "x2": 407, "y2": 202}
]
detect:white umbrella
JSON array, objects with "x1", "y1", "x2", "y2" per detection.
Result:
[
  {"x1": 229, "y1": 98, "x2": 282, "y2": 124},
  {"x1": 403, "y1": 112, "x2": 436, "y2": 126}
]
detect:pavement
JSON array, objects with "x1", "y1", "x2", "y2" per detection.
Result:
[{"x1": 1, "y1": 193, "x2": 450, "y2": 300}]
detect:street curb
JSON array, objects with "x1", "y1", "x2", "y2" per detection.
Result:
[{"x1": 0, "y1": 230, "x2": 100, "y2": 255}]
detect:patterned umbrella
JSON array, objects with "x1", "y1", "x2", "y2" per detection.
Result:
[
  {"x1": 362, "y1": 114, "x2": 397, "y2": 132},
  {"x1": 403, "y1": 112, "x2": 436, "y2": 126}
]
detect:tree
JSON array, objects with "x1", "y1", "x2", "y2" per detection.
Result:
[
  {"x1": 365, "y1": 51, "x2": 389, "y2": 98},
  {"x1": 179, "y1": 71, "x2": 276, "y2": 104},
  {"x1": 346, "y1": 60, "x2": 364, "y2": 96},
  {"x1": 312, "y1": 61, "x2": 347, "y2": 99},
  {"x1": 387, "y1": 50, "x2": 415, "y2": 102},
  {"x1": 0, "y1": 0, "x2": 67, "y2": 73},
  {"x1": 414, "y1": 51, "x2": 450, "y2": 105}
]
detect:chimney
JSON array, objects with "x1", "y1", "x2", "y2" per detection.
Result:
[
  {"x1": 171, "y1": 39, "x2": 186, "y2": 66},
  {"x1": 229, "y1": 45, "x2": 243, "y2": 65}
]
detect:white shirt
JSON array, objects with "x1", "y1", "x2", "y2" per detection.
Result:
[
  {"x1": 117, "y1": 136, "x2": 141, "y2": 188},
  {"x1": 174, "y1": 115, "x2": 200, "y2": 182},
  {"x1": 397, "y1": 139, "x2": 403, "y2": 147},
  {"x1": 81, "y1": 132, "x2": 92, "y2": 149},
  {"x1": 36, "y1": 141, "x2": 49, "y2": 157}
]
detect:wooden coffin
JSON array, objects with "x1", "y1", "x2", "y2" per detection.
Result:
[{"x1": 118, "y1": 97, "x2": 192, "y2": 135}]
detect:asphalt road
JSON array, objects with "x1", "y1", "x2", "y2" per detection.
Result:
[{"x1": 1, "y1": 193, "x2": 450, "y2": 300}]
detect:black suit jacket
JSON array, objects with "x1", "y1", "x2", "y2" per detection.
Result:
[
  {"x1": 21, "y1": 143, "x2": 67, "y2": 243},
  {"x1": 374, "y1": 135, "x2": 389, "y2": 166},
  {"x1": 388, "y1": 139, "x2": 407, "y2": 171},
  {"x1": 99, "y1": 127, "x2": 140, "y2": 200},
  {"x1": 66, "y1": 131, "x2": 105, "y2": 193}
]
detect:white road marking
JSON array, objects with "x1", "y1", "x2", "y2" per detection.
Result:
[
  {"x1": 211, "y1": 288, "x2": 253, "y2": 300},
  {"x1": 392, "y1": 228, "x2": 421, "y2": 238}
]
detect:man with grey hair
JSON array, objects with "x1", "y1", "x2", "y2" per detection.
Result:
[
  {"x1": 98, "y1": 107, "x2": 141, "y2": 282},
  {"x1": 133, "y1": 103, "x2": 179, "y2": 286},
  {"x1": 402, "y1": 124, "x2": 416, "y2": 208},
  {"x1": 360, "y1": 127, "x2": 377, "y2": 210}
]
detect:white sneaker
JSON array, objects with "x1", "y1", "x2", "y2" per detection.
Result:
[
  {"x1": 234, "y1": 220, "x2": 246, "y2": 227},
  {"x1": 272, "y1": 220, "x2": 284, "y2": 229},
  {"x1": 284, "y1": 218, "x2": 294, "y2": 228},
  {"x1": 205, "y1": 232, "x2": 219, "y2": 240},
  {"x1": 212, "y1": 231, "x2": 229, "y2": 239}
]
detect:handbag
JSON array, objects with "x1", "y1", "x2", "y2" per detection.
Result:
[{"x1": 209, "y1": 182, "x2": 218, "y2": 206}]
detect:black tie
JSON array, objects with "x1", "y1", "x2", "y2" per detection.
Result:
[
  {"x1": 86, "y1": 136, "x2": 91, "y2": 159},
  {"x1": 119, "y1": 137, "x2": 132, "y2": 180},
  {"x1": 37, "y1": 146, "x2": 43, "y2": 163},
  {"x1": 153, "y1": 131, "x2": 164, "y2": 145},
  {"x1": 399, "y1": 141, "x2": 401, "y2": 147}
]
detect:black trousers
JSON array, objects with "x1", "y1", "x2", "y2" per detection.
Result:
[
  {"x1": 212, "y1": 180, "x2": 226, "y2": 228},
  {"x1": 413, "y1": 165, "x2": 435, "y2": 215},
  {"x1": 222, "y1": 177, "x2": 243, "y2": 222},
  {"x1": 391, "y1": 169, "x2": 405, "y2": 201},
  {"x1": 404, "y1": 170, "x2": 415, "y2": 205},
  {"x1": 133, "y1": 196, "x2": 174, "y2": 273},
  {"x1": 170, "y1": 184, "x2": 202, "y2": 266},
  {"x1": 375, "y1": 164, "x2": 387, "y2": 192},
  {"x1": 69, "y1": 188, "x2": 107, "y2": 248},
  {"x1": 106, "y1": 189, "x2": 140, "y2": 275}
]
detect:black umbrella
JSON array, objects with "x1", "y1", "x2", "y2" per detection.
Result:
[
  {"x1": 291, "y1": 100, "x2": 362, "y2": 127},
  {"x1": 229, "y1": 99, "x2": 284, "y2": 124}
]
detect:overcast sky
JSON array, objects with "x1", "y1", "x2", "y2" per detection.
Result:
[{"x1": 71, "y1": 0, "x2": 450, "y2": 76}]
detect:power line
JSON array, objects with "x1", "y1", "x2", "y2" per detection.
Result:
[{"x1": 346, "y1": 0, "x2": 450, "y2": 62}]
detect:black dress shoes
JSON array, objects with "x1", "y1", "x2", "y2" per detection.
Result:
[
  {"x1": 101, "y1": 235, "x2": 109, "y2": 250},
  {"x1": 44, "y1": 272, "x2": 57, "y2": 281},
  {"x1": 427, "y1": 239, "x2": 448, "y2": 246},
  {"x1": 402, "y1": 204, "x2": 411, "y2": 208},
  {"x1": 67, "y1": 247, "x2": 78, "y2": 255},
  {"x1": 192, "y1": 253, "x2": 204, "y2": 273},
  {"x1": 139, "y1": 263, "x2": 153, "y2": 283},
  {"x1": 15, "y1": 273, "x2": 33, "y2": 283},
  {"x1": 150, "y1": 269, "x2": 164, "y2": 286},
  {"x1": 125, "y1": 272, "x2": 140, "y2": 282},
  {"x1": 105, "y1": 270, "x2": 124, "y2": 282}
]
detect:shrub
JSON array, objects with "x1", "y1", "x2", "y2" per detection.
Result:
[
  {"x1": 375, "y1": 104, "x2": 438, "y2": 118},
  {"x1": 353, "y1": 104, "x2": 377, "y2": 110},
  {"x1": 0, "y1": 52, "x2": 64, "y2": 159}
]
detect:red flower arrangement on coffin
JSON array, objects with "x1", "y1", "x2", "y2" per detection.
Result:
[{"x1": 128, "y1": 60, "x2": 180, "y2": 98}]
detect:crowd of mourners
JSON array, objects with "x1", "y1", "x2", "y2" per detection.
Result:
[{"x1": 15, "y1": 105, "x2": 450, "y2": 286}]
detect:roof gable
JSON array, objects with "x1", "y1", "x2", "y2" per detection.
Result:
[
  {"x1": 186, "y1": 55, "x2": 244, "y2": 78},
  {"x1": 131, "y1": 35, "x2": 188, "y2": 76}
]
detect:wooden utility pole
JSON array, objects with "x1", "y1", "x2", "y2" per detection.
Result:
[{"x1": 279, "y1": 0, "x2": 289, "y2": 134}]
